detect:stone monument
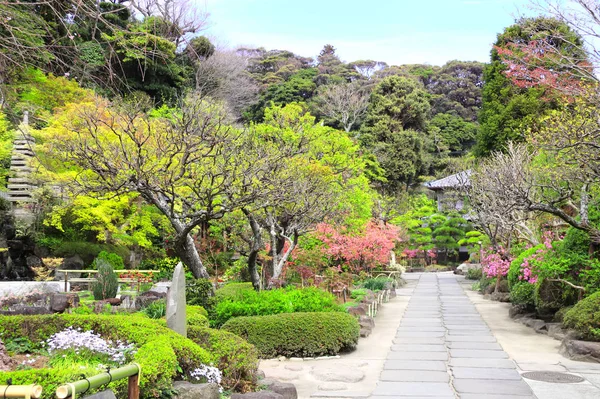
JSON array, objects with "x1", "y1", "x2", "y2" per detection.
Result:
[{"x1": 166, "y1": 262, "x2": 187, "y2": 337}]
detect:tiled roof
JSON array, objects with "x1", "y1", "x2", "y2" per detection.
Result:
[{"x1": 423, "y1": 170, "x2": 471, "y2": 191}]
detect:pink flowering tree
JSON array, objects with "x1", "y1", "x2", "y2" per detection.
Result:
[
  {"x1": 481, "y1": 248, "x2": 512, "y2": 293},
  {"x1": 316, "y1": 222, "x2": 401, "y2": 274}
]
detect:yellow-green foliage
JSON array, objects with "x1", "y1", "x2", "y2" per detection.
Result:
[
  {"x1": 187, "y1": 305, "x2": 209, "y2": 327},
  {"x1": 0, "y1": 314, "x2": 212, "y2": 398},
  {"x1": 221, "y1": 312, "x2": 360, "y2": 358},
  {"x1": 188, "y1": 326, "x2": 258, "y2": 391}
]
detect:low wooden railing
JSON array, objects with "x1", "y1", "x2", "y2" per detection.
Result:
[
  {"x1": 56, "y1": 363, "x2": 141, "y2": 399},
  {"x1": 57, "y1": 270, "x2": 159, "y2": 292}
]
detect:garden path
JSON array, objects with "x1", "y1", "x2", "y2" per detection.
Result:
[{"x1": 371, "y1": 273, "x2": 600, "y2": 399}]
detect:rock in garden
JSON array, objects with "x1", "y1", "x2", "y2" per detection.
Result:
[
  {"x1": 490, "y1": 292, "x2": 510, "y2": 302},
  {"x1": 360, "y1": 328, "x2": 371, "y2": 338},
  {"x1": 80, "y1": 389, "x2": 116, "y2": 399},
  {"x1": 134, "y1": 291, "x2": 164, "y2": 310},
  {"x1": 119, "y1": 295, "x2": 136, "y2": 310},
  {"x1": 509, "y1": 304, "x2": 528, "y2": 319},
  {"x1": 0, "y1": 339, "x2": 15, "y2": 371},
  {"x1": 347, "y1": 306, "x2": 366, "y2": 316},
  {"x1": 93, "y1": 298, "x2": 121, "y2": 313},
  {"x1": 310, "y1": 368, "x2": 365, "y2": 383},
  {"x1": 560, "y1": 339, "x2": 600, "y2": 362},
  {"x1": 172, "y1": 381, "x2": 220, "y2": 399},
  {"x1": 547, "y1": 324, "x2": 566, "y2": 340},
  {"x1": 50, "y1": 293, "x2": 80, "y2": 313},
  {"x1": 166, "y1": 262, "x2": 187, "y2": 337},
  {"x1": 55, "y1": 255, "x2": 84, "y2": 280},
  {"x1": 231, "y1": 392, "x2": 283, "y2": 399},
  {"x1": 358, "y1": 315, "x2": 375, "y2": 329},
  {"x1": 318, "y1": 382, "x2": 347, "y2": 391},
  {"x1": 259, "y1": 379, "x2": 298, "y2": 399}
]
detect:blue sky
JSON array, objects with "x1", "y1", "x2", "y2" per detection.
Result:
[{"x1": 202, "y1": 0, "x2": 533, "y2": 66}]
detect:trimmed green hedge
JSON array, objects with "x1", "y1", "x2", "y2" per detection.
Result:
[
  {"x1": 509, "y1": 281, "x2": 535, "y2": 306},
  {"x1": 0, "y1": 314, "x2": 252, "y2": 398},
  {"x1": 211, "y1": 287, "x2": 344, "y2": 327},
  {"x1": 188, "y1": 326, "x2": 258, "y2": 391},
  {"x1": 187, "y1": 305, "x2": 209, "y2": 327},
  {"x1": 563, "y1": 291, "x2": 600, "y2": 341},
  {"x1": 221, "y1": 312, "x2": 360, "y2": 358}
]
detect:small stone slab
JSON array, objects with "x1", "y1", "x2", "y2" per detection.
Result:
[
  {"x1": 372, "y1": 382, "x2": 454, "y2": 397},
  {"x1": 396, "y1": 326, "x2": 446, "y2": 332},
  {"x1": 448, "y1": 342, "x2": 502, "y2": 350},
  {"x1": 396, "y1": 332, "x2": 444, "y2": 338},
  {"x1": 317, "y1": 382, "x2": 347, "y2": 391},
  {"x1": 310, "y1": 391, "x2": 369, "y2": 398},
  {"x1": 453, "y1": 379, "x2": 533, "y2": 396},
  {"x1": 393, "y1": 337, "x2": 445, "y2": 345},
  {"x1": 387, "y1": 351, "x2": 448, "y2": 361},
  {"x1": 310, "y1": 368, "x2": 365, "y2": 383},
  {"x1": 449, "y1": 349, "x2": 509, "y2": 359},
  {"x1": 451, "y1": 367, "x2": 522, "y2": 380},
  {"x1": 450, "y1": 358, "x2": 516, "y2": 369},
  {"x1": 459, "y1": 395, "x2": 535, "y2": 399},
  {"x1": 447, "y1": 330, "x2": 493, "y2": 336},
  {"x1": 384, "y1": 360, "x2": 447, "y2": 371},
  {"x1": 446, "y1": 335, "x2": 496, "y2": 343},
  {"x1": 391, "y1": 344, "x2": 446, "y2": 352},
  {"x1": 380, "y1": 370, "x2": 449, "y2": 382}
]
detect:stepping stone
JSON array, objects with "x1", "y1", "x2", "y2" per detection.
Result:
[
  {"x1": 447, "y1": 330, "x2": 493, "y2": 336},
  {"x1": 372, "y1": 382, "x2": 454, "y2": 397},
  {"x1": 391, "y1": 344, "x2": 446, "y2": 352},
  {"x1": 446, "y1": 335, "x2": 497, "y2": 343},
  {"x1": 451, "y1": 367, "x2": 521, "y2": 380},
  {"x1": 453, "y1": 379, "x2": 534, "y2": 396},
  {"x1": 396, "y1": 332, "x2": 445, "y2": 338},
  {"x1": 448, "y1": 341, "x2": 502, "y2": 350},
  {"x1": 450, "y1": 358, "x2": 516, "y2": 369},
  {"x1": 396, "y1": 326, "x2": 446, "y2": 332},
  {"x1": 388, "y1": 351, "x2": 448, "y2": 361},
  {"x1": 380, "y1": 370, "x2": 449, "y2": 382},
  {"x1": 449, "y1": 349, "x2": 509, "y2": 359},
  {"x1": 393, "y1": 337, "x2": 445, "y2": 345}
]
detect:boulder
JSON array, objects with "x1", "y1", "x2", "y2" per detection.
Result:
[
  {"x1": 547, "y1": 323, "x2": 566, "y2": 340},
  {"x1": 560, "y1": 339, "x2": 600, "y2": 362},
  {"x1": 358, "y1": 315, "x2": 374, "y2": 329},
  {"x1": 135, "y1": 291, "x2": 164, "y2": 310},
  {"x1": 260, "y1": 379, "x2": 297, "y2": 399},
  {"x1": 50, "y1": 293, "x2": 80, "y2": 313},
  {"x1": 81, "y1": 389, "x2": 117, "y2": 399},
  {"x1": 56, "y1": 255, "x2": 84, "y2": 280},
  {"x1": 172, "y1": 381, "x2": 220, "y2": 399},
  {"x1": 231, "y1": 392, "x2": 283, "y2": 399},
  {"x1": 119, "y1": 295, "x2": 136, "y2": 310},
  {"x1": 508, "y1": 304, "x2": 528, "y2": 319},
  {"x1": 0, "y1": 339, "x2": 15, "y2": 371},
  {"x1": 490, "y1": 292, "x2": 511, "y2": 302},
  {"x1": 359, "y1": 328, "x2": 371, "y2": 338},
  {"x1": 0, "y1": 306, "x2": 51, "y2": 315},
  {"x1": 94, "y1": 298, "x2": 122, "y2": 313},
  {"x1": 347, "y1": 305, "x2": 366, "y2": 316}
]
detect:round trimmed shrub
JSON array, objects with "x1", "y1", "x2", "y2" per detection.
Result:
[
  {"x1": 563, "y1": 292, "x2": 600, "y2": 341},
  {"x1": 221, "y1": 312, "x2": 360, "y2": 358},
  {"x1": 188, "y1": 326, "x2": 258, "y2": 392},
  {"x1": 534, "y1": 278, "x2": 577, "y2": 317},
  {"x1": 187, "y1": 305, "x2": 209, "y2": 327}
]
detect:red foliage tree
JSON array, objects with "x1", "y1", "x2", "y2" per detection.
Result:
[{"x1": 315, "y1": 222, "x2": 400, "y2": 273}]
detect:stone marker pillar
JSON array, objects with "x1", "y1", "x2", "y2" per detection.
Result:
[{"x1": 166, "y1": 262, "x2": 187, "y2": 337}]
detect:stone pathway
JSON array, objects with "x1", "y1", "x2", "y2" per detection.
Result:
[{"x1": 371, "y1": 273, "x2": 536, "y2": 398}]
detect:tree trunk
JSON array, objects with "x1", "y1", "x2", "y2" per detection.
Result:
[
  {"x1": 243, "y1": 209, "x2": 262, "y2": 291},
  {"x1": 175, "y1": 233, "x2": 210, "y2": 279}
]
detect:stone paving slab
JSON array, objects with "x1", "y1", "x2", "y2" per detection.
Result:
[
  {"x1": 449, "y1": 349, "x2": 509, "y2": 359},
  {"x1": 450, "y1": 358, "x2": 517, "y2": 368},
  {"x1": 451, "y1": 366, "x2": 522, "y2": 380},
  {"x1": 383, "y1": 360, "x2": 447, "y2": 371},
  {"x1": 369, "y1": 397, "x2": 454, "y2": 399},
  {"x1": 391, "y1": 344, "x2": 447, "y2": 352},
  {"x1": 459, "y1": 395, "x2": 536, "y2": 399},
  {"x1": 379, "y1": 370, "x2": 449, "y2": 382},
  {"x1": 372, "y1": 382, "x2": 454, "y2": 396},
  {"x1": 446, "y1": 335, "x2": 497, "y2": 342},
  {"x1": 395, "y1": 331, "x2": 445, "y2": 338},
  {"x1": 395, "y1": 326, "x2": 446, "y2": 332},
  {"x1": 453, "y1": 379, "x2": 534, "y2": 396},
  {"x1": 448, "y1": 341, "x2": 502, "y2": 350},
  {"x1": 387, "y1": 351, "x2": 448, "y2": 361},
  {"x1": 392, "y1": 337, "x2": 445, "y2": 345}
]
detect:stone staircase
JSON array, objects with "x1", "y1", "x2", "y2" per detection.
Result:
[{"x1": 7, "y1": 112, "x2": 36, "y2": 204}]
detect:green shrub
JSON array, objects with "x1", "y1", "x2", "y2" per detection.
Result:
[
  {"x1": 563, "y1": 291, "x2": 600, "y2": 341},
  {"x1": 187, "y1": 278, "x2": 215, "y2": 309},
  {"x1": 91, "y1": 259, "x2": 118, "y2": 300},
  {"x1": 222, "y1": 312, "x2": 360, "y2": 358},
  {"x1": 0, "y1": 314, "x2": 211, "y2": 398},
  {"x1": 214, "y1": 282, "x2": 255, "y2": 303},
  {"x1": 95, "y1": 251, "x2": 125, "y2": 270},
  {"x1": 52, "y1": 241, "x2": 129, "y2": 265},
  {"x1": 466, "y1": 268, "x2": 482, "y2": 280},
  {"x1": 143, "y1": 299, "x2": 166, "y2": 319},
  {"x1": 188, "y1": 326, "x2": 258, "y2": 391},
  {"x1": 479, "y1": 276, "x2": 495, "y2": 293},
  {"x1": 361, "y1": 277, "x2": 395, "y2": 291},
  {"x1": 508, "y1": 244, "x2": 545, "y2": 289},
  {"x1": 554, "y1": 306, "x2": 573, "y2": 323},
  {"x1": 187, "y1": 305, "x2": 209, "y2": 327},
  {"x1": 510, "y1": 282, "x2": 535, "y2": 306},
  {"x1": 211, "y1": 287, "x2": 343, "y2": 327},
  {"x1": 534, "y1": 278, "x2": 577, "y2": 316}
]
